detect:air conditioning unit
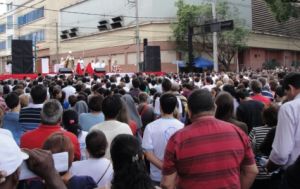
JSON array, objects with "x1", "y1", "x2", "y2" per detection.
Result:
[
  {"x1": 110, "y1": 16, "x2": 124, "y2": 29},
  {"x1": 98, "y1": 20, "x2": 110, "y2": 31},
  {"x1": 69, "y1": 27, "x2": 78, "y2": 38}
]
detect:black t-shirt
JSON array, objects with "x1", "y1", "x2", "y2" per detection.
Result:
[{"x1": 236, "y1": 100, "x2": 264, "y2": 133}]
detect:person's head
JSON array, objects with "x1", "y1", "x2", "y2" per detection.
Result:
[
  {"x1": 86, "y1": 130, "x2": 107, "y2": 159},
  {"x1": 19, "y1": 94, "x2": 29, "y2": 108},
  {"x1": 160, "y1": 93, "x2": 178, "y2": 115},
  {"x1": 262, "y1": 104, "x2": 279, "y2": 127},
  {"x1": 88, "y1": 95, "x2": 103, "y2": 112},
  {"x1": 132, "y1": 78, "x2": 140, "y2": 89},
  {"x1": 50, "y1": 85, "x2": 62, "y2": 100},
  {"x1": 250, "y1": 80, "x2": 262, "y2": 94},
  {"x1": 102, "y1": 95, "x2": 122, "y2": 120},
  {"x1": 30, "y1": 84, "x2": 47, "y2": 104},
  {"x1": 162, "y1": 78, "x2": 172, "y2": 92},
  {"x1": 283, "y1": 72, "x2": 300, "y2": 101},
  {"x1": 0, "y1": 132, "x2": 28, "y2": 189},
  {"x1": 138, "y1": 92, "x2": 149, "y2": 104},
  {"x1": 41, "y1": 100, "x2": 63, "y2": 125},
  {"x1": 43, "y1": 132, "x2": 74, "y2": 168},
  {"x1": 188, "y1": 89, "x2": 215, "y2": 119},
  {"x1": 215, "y1": 92, "x2": 234, "y2": 121},
  {"x1": 62, "y1": 109, "x2": 82, "y2": 137},
  {"x1": 235, "y1": 88, "x2": 250, "y2": 102},
  {"x1": 68, "y1": 95, "x2": 77, "y2": 107},
  {"x1": 5, "y1": 92, "x2": 20, "y2": 110},
  {"x1": 110, "y1": 134, "x2": 154, "y2": 189}
]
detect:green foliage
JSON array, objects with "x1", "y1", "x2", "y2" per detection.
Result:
[
  {"x1": 264, "y1": 0, "x2": 299, "y2": 22},
  {"x1": 173, "y1": 0, "x2": 249, "y2": 70},
  {"x1": 263, "y1": 59, "x2": 281, "y2": 70}
]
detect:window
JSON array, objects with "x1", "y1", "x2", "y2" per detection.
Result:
[
  {"x1": 0, "y1": 41, "x2": 6, "y2": 50},
  {"x1": 17, "y1": 7, "x2": 44, "y2": 26},
  {"x1": 0, "y1": 24, "x2": 6, "y2": 33},
  {"x1": 7, "y1": 36, "x2": 12, "y2": 49},
  {"x1": 7, "y1": 3, "x2": 13, "y2": 12},
  {"x1": 7, "y1": 15, "x2": 13, "y2": 29},
  {"x1": 20, "y1": 30, "x2": 45, "y2": 43}
]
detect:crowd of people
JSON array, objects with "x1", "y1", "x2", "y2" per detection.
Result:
[{"x1": 0, "y1": 69, "x2": 299, "y2": 189}]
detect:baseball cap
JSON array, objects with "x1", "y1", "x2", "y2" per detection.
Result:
[{"x1": 0, "y1": 132, "x2": 29, "y2": 176}]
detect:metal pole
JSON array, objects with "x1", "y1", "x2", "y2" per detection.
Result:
[
  {"x1": 135, "y1": 0, "x2": 141, "y2": 72},
  {"x1": 56, "y1": 22, "x2": 59, "y2": 65},
  {"x1": 212, "y1": 0, "x2": 218, "y2": 72},
  {"x1": 236, "y1": 49, "x2": 239, "y2": 73}
]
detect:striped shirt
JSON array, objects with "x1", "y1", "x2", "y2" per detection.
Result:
[
  {"x1": 249, "y1": 126, "x2": 273, "y2": 179},
  {"x1": 19, "y1": 106, "x2": 42, "y2": 132},
  {"x1": 163, "y1": 116, "x2": 255, "y2": 189}
]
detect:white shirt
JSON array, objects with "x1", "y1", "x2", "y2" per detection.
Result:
[
  {"x1": 202, "y1": 84, "x2": 215, "y2": 91},
  {"x1": 69, "y1": 158, "x2": 113, "y2": 187},
  {"x1": 270, "y1": 93, "x2": 300, "y2": 168},
  {"x1": 90, "y1": 120, "x2": 133, "y2": 159},
  {"x1": 142, "y1": 118, "x2": 184, "y2": 181},
  {"x1": 78, "y1": 131, "x2": 88, "y2": 160},
  {"x1": 62, "y1": 85, "x2": 76, "y2": 100}
]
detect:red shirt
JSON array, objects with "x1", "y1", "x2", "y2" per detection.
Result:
[
  {"x1": 20, "y1": 124, "x2": 81, "y2": 160},
  {"x1": 162, "y1": 116, "x2": 255, "y2": 189},
  {"x1": 251, "y1": 94, "x2": 271, "y2": 106}
]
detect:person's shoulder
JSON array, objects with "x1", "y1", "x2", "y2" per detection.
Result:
[
  {"x1": 64, "y1": 130, "x2": 79, "y2": 140},
  {"x1": 90, "y1": 122, "x2": 105, "y2": 131}
]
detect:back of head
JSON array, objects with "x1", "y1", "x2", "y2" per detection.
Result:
[
  {"x1": 86, "y1": 130, "x2": 107, "y2": 158},
  {"x1": 110, "y1": 134, "x2": 154, "y2": 189},
  {"x1": 215, "y1": 92, "x2": 234, "y2": 120},
  {"x1": 102, "y1": 95, "x2": 122, "y2": 119},
  {"x1": 250, "y1": 80, "x2": 262, "y2": 94},
  {"x1": 188, "y1": 89, "x2": 215, "y2": 116},
  {"x1": 5, "y1": 92, "x2": 19, "y2": 109},
  {"x1": 222, "y1": 84, "x2": 236, "y2": 98},
  {"x1": 263, "y1": 104, "x2": 279, "y2": 127},
  {"x1": 30, "y1": 84, "x2": 47, "y2": 104},
  {"x1": 160, "y1": 93, "x2": 178, "y2": 114},
  {"x1": 132, "y1": 78, "x2": 140, "y2": 89},
  {"x1": 88, "y1": 95, "x2": 103, "y2": 112},
  {"x1": 138, "y1": 92, "x2": 148, "y2": 103},
  {"x1": 162, "y1": 78, "x2": 172, "y2": 92},
  {"x1": 68, "y1": 95, "x2": 77, "y2": 107},
  {"x1": 62, "y1": 109, "x2": 81, "y2": 137},
  {"x1": 283, "y1": 72, "x2": 300, "y2": 91},
  {"x1": 41, "y1": 99, "x2": 63, "y2": 125},
  {"x1": 43, "y1": 132, "x2": 74, "y2": 167}
]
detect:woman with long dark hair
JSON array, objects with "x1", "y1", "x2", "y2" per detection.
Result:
[{"x1": 107, "y1": 134, "x2": 157, "y2": 189}]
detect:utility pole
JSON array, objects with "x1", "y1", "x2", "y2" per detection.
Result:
[
  {"x1": 212, "y1": 0, "x2": 218, "y2": 72},
  {"x1": 135, "y1": 0, "x2": 141, "y2": 72},
  {"x1": 56, "y1": 22, "x2": 59, "y2": 65}
]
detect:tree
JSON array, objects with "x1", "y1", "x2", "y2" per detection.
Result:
[
  {"x1": 264, "y1": 0, "x2": 300, "y2": 22},
  {"x1": 172, "y1": 0, "x2": 249, "y2": 71}
]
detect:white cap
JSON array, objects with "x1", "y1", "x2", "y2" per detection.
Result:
[{"x1": 0, "y1": 132, "x2": 28, "y2": 176}]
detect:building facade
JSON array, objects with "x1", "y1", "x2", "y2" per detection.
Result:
[{"x1": 0, "y1": 0, "x2": 299, "y2": 73}]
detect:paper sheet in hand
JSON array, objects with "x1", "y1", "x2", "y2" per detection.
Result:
[{"x1": 19, "y1": 152, "x2": 69, "y2": 180}]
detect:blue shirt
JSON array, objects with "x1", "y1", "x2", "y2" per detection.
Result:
[
  {"x1": 3, "y1": 112, "x2": 22, "y2": 145},
  {"x1": 79, "y1": 113, "x2": 105, "y2": 131}
]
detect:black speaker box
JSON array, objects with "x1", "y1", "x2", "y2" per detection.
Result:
[
  {"x1": 144, "y1": 46, "x2": 161, "y2": 72},
  {"x1": 12, "y1": 40, "x2": 34, "y2": 74},
  {"x1": 59, "y1": 68, "x2": 73, "y2": 74}
]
